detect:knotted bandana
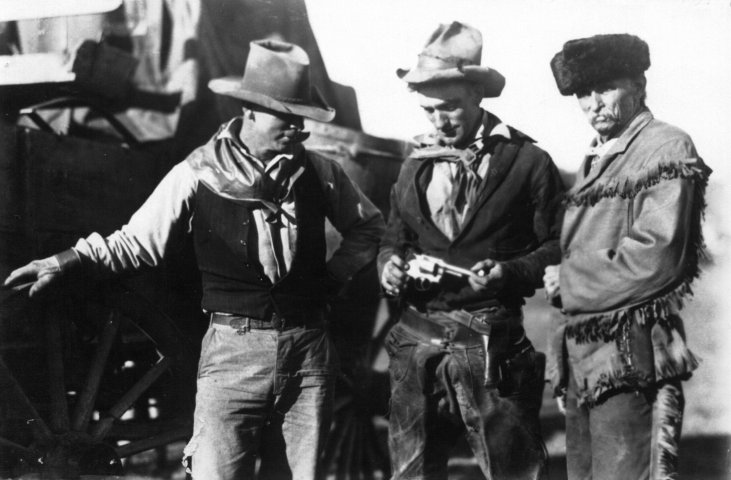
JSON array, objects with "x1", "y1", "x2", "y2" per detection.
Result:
[{"x1": 188, "y1": 117, "x2": 305, "y2": 223}]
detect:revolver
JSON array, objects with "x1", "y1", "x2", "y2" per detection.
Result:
[{"x1": 404, "y1": 253, "x2": 480, "y2": 290}]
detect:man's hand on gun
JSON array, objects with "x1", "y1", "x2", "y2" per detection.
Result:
[
  {"x1": 2, "y1": 256, "x2": 62, "y2": 297},
  {"x1": 380, "y1": 253, "x2": 501, "y2": 296},
  {"x1": 381, "y1": 254, "x2": 409, "y2": 297},
  {"x1": 467, "y1": 259, "x2": 505, "y2": 294}
]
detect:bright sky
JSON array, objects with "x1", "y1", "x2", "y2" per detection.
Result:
[{"x1": 306, "y1": 0, "x2": 731, "y2": 178}]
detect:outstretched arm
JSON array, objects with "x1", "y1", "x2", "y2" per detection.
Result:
[{"x1": 3, "y1": 161, "x2": 197, "y2": 296}]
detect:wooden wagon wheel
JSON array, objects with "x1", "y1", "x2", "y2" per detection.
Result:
[
  {"x1": 323, "y1": 266, "x2": 397, "y2": 480},
  {"x1": 0, "y1": 280, "x2": 196, "y2": 478}
]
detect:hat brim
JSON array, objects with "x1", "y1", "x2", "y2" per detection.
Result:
[
  {"x1": 396, "y1": 65, "x2": 505, "y2": 98},
  {"x1": 208, "y1": 77, "x2": 336, "y2": 123}
]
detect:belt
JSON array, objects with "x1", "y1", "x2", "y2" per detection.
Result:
[
  {"x1": 400, "y1": 308, "x2": 484, "y2": 346},
  {"x1": 423, "y1": 305, "x2": 521, "y2": 334},
  {"x1": 210, "y1": 311, "x2": 324, "y2": 334}
]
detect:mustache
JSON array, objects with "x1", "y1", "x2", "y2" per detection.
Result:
[{"x1": 591, "y1": 112, "x2": 616, "y2": 121}]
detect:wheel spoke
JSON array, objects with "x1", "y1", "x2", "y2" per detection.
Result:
[
  {"x1": 322, "y1": 408, "x2": 354, "y2": 474},
  {"x1": 360, "y1": 420, "x2": 376, "y2": 480},
  {"x1": 91, "y1": 356, "x2": 172, "y2": 440},
  {"x1": 71, "y1": 310, "x2": 121, "y2": 432},
  {"x1": 0, "y1": 355, "x2": 52, "y2": 442},
  {"x1": 337, "y1": 414, "x2": 359, "y2": 479},
  {"x1": 114, "y1": 424, "x2": 191, "y2": 458},
  {"x1": 351, "y1": 419, "x2": 364, "y2": 479},
  {"x1": 0, "y1": 435, "x2": 33, "y2": 456},
  {"x1": 45, "y1": 307, "x2": 70, "y2": 432},
  {"x1": 366, "y1": 417, "x2": 390, "y2": 476},
  {"x1": 364, "y1": 300, "x2": 397, "y2": 368}
]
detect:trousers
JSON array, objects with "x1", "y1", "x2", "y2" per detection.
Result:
[
  {"x1": 565, "y1": 364, "x2": 685, "y2": 480},
  {"x1": 182, "y1": 320, "x2": 337, "y2": 480},
  {"x1": 385, "y1": 312, "x2": 546, "y2": 480}
]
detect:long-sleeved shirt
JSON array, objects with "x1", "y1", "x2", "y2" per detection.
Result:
[{"x1": 70, "y1": 117, "x2": 385, "y2": 287}]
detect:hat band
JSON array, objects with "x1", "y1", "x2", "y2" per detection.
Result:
[
  {"x1": 262, "y1": 92, "x2": 310, "y2": 105},
  {"x1": 417, "y1": 53, "x2": 478, "y2": 71}
]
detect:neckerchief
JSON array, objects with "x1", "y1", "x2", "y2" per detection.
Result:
[
  {"x1": 188, "y1": 117, "x2": 306, "y2": 222},
  {"x1": 414, "y1": 111, "x2": 510, "y2": 239}
]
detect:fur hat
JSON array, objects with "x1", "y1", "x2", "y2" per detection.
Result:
[
  {"x1": 396, "y1": 21, "x2": 505, "y2": 98},
  {"x1": 550, "y1": 34, "x2": 650, "y2": 96},
  {"x1": 209, "y1": 39, "x2": 335, "y2": 122}
]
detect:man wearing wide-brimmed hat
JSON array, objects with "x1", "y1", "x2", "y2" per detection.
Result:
[
  {"x1": 544, "y1": 33, "x2": 712, "y2": 479},
  {"x1": 4, "y1": 39, "x2": 384, "y2": 479},
  {"x1": 378, "y1": 21, "x2": 565, "y2": 479}
]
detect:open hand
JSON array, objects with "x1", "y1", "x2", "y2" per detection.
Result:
[{"x1": 3, "y1": 256, "x2": 62, "y2": 297}]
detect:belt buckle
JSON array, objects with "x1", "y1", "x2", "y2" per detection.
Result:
[{"x1": 230, "y1": 318, "x2": 251, "y2": 335}]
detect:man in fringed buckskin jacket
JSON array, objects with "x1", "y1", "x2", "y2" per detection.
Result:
[
  {"x1": 379, "y1": 21, "x2": 565, "y2": 480},
  {"x1": 543, "y1": 34, "x2": 712, "y2": 480}
]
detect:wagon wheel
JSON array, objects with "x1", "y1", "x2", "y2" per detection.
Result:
[
  {"x1": 324, "y1": 266, "x2": 396, "y2": 480},
  {"x1": 0, "y1": 280, "x2": 196, "y2": 478}
]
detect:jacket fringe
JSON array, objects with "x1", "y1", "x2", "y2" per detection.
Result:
[
  {"x1": 564, "y1": 161, "x2": 711, "y2": 344},
  {"x1": 581, "y1": 368, "x2": 654, "y2": 407},
  {"x1": 564, "y1": 161, "x2": 711, "y2": 208},
  {"x1": 579, "y1": 346, "x2": 698, "y2": 407},
  {"x1": 654, "y1": 382, "x2": 684, "y2": 479},
  {"x1": 565, "y1": 282, "x2": 693, "y2": 343}
]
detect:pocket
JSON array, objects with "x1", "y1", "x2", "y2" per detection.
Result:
[
  {"x1": 384, "y1": 327, "x2": 417, "y2": 384},
  {"x1": 196, "y1": 327, "x2": 215, "y2": 379},
  {"x1": 297, "y1": 329, "x2": 339, "y2": 376}
]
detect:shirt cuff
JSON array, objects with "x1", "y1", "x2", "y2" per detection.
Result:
[{"x1": 55, "y1": 248, "x2": 83, "y2": 271}]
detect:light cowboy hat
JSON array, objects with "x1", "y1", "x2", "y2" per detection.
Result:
[
  {"x1": 209, "y1": 39, "x2": 336, "y2": 122},
  {"x1": 397, "y1": 21, "x2": 505, "y2": 98}
]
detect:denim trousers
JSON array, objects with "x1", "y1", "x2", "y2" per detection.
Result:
[
  {"x1": 565, "y1": 367, "x2": 685, "y2": 480},
  {"x1": 183, "y1": 321, "x2": 337, "y2": 480},
  {"x1": 385, "y1": 319, "x2": 546, "y2": 480}
]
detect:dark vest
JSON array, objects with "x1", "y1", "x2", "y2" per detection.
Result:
[{"x1": 192, "y1": 159, "x2": 329, "y2": 317}]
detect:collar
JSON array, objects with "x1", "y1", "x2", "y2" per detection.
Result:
[
  {"x1": 585, "y1": 138, "x2": 617, "y2": 158},
  {"x1": 415, "y1": 109, "x2": 511, "y2": 150},
  {"x1": 216, "y1": 117, "x2": 296, "y2": 171},
  {"x1": 570, "y1": 108, "x2": 656, "y2": 199},
  {"x1": 188, "y1": 117, "x2": 305, "y2": 221},
  {"x1": 485, "y1": 119, "x2": 511, "y2": 142},
  {"x1": 589, "y1": 108, "x2": 653, "y2": 158}
]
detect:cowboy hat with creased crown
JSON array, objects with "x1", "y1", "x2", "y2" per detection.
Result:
[
  {"x1": 209, "y1": 39, "x2": 336, "y2": 123},
  {"x1": 397, "y1": 21, "x2": 505, "y2": 97}
]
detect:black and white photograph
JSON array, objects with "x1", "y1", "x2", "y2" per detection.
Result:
[{"x1": 1, "y1": 0, "x2": 729, "y2": 479}]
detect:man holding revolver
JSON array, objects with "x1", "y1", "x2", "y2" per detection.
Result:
[{"x1": 378, "y1": 21, "x2": 565, "y2": 479}]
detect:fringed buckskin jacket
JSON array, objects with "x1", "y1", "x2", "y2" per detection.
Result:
[{"x1": 549, "y1": 109, "x2": 712, "y2": 407}]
